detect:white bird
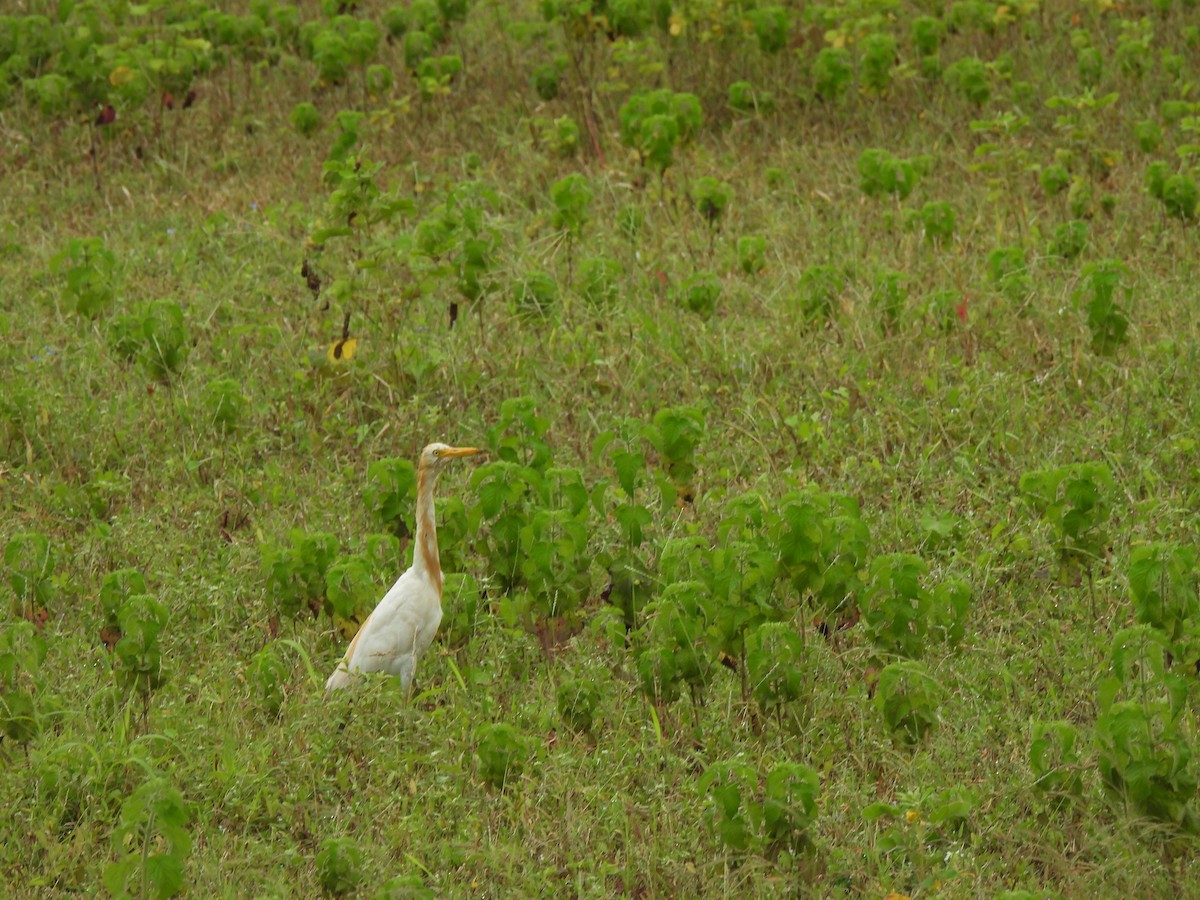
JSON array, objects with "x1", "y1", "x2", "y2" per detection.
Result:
[{"x1": 324, "y1": 443, "x2": 483, "y2": 698}]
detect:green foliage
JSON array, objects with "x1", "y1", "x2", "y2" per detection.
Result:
[
  {"x1": 619, "y1": 89, "x2": 702, "y2": 174},
  {"x1": 772, "y1": 489, "x2": 870, "y2": 624},
  {"x1": 1030, "y1": 720, "x2": 1084, "y2": 808},
  {"x1": 324, "y1": 555, "x2": 376, "y2": 621},
  {"x1": 796, "y1": 264, "x2": 844, "y2": 321},
  {"x1": 988, "y1": 245, "x2": 1030, "y2": 305},
  {"x1": 1096, "y1": 697, "x2": 1198, "y2": 832},
  {"x1": 1161, "y1": 174, "x2": 1198, "y2": 220},
  {"x1": 557, "y1": 677, "x2": 601, "y2": 734},
  {"x1": 676, "y1": 271, "x2": 721, "y2": 319},
  {"x1": 859, "y1": 32, "x2": 896, "y2": 93},
  {"x1": 290, "y1": 101, "x2": 320, "y2": 136},
  {"x1": 1018, "y1": 462, "x2": 1114, "y2": 572},
  {"x1": 532, "y1": 62, "x2": 559, "y2": 101},
  {"x1": 261, "y1": 530, "x2": 339, "y2": 622},
  {"x1": 635, "y1": 582, "x2": 713, "y2": 707},
  {"x1": 1133, "y1": 120, "x2": 1161, "y2": 153},
  {"x1": 727, "y1": 80, "x2": 773, "y2": 115},
  {"x1": 5, "y1": 531, "x2": 56, "y2": 616},
  {"x1": 736, "y1": 235, "x2": 767, "y2": 275},
  {"x1": 52, "y1": 237, "x2": 118, "y2": 317},
  {"x1": 577, "y1": 256, "x2": 622, "y2": 309},
  {"x1": 139, "y1": 300, "x2": 191, "y2": 379},
  {"x1": 918, "y1": 201, "x2": 956, "y2": 243},
  {"x1": 113, "y1": 594, "x2": 169, "y2": 700},
  {"x1": 315, "y1": 837, "x2": 365, "y2": 897},
  {"x1": 513, "y1": 269, "x2": 558, "y2": 319},
  {"x1": 1049, "y1": 220, "x2": 1088, "y2": 259},
  {"x1": 911, "y1": 16, "x2": 945, "y2": 56},
  {"x1": 1075, "y1": 260, "x2": 1130, "y2": 356},
  {"x1": 202, "y1": 378, "x2": 247, "y2": 432},
  {"x1": 1128, "y1": 543, "x2": 1197, "y2": 642},
  {"x1": 0, "y1": 620, "x2": 47, "y2": 747},
  {"x1": 1040, "y1": 163, "x2": 1070, "y2": 196},
  {"x1": 857, "y1": 148, "x2": 918, "y2": 200},
  {"x1": 550, "y1": 173, "x2": 592, "y2": 237},
  {"x1": 700, "y1": 758, "x2": 819, "y2": 854},
  {"x1": 812, "y1": 47, "x2": 852, "y2": 101},
  {"x1": 692, "y1": 177, "x2": 731, "y2": 226},
  {"x1": 475, "y1": 722, "x2": 528, "y2": 789},
  {"x1": 363, "y1": 457, "x2": 418, "y2": 539},
  {"x1": 944, "y1": 56, "x2": 991, "y2": 106},
  {"x1": 99, "y1": 568, "x2": 146, "y2": 637},
  {"x1": 247, "y1": 643, "x2": 288, "y2": 716},
  {"x1": 872, "y1": 269, "x2": 908, "y2": 333},
  {"x1": 747, "y1": 6, "x2": 790, "y2": 55},
  {"x1": 645, "y1": 406, "x2": 705, "y2": 501},
  {"x1": 104, "y1": 775, "x2": 191, "y2": 900},
  {"x1": 875, "y1": 660, "x2": 941, "y2": 744},
  {"x1": 745, "y1": 622, "x2": 805, "y2": 716}
]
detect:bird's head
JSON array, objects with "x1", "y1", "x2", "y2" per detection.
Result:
[{"x1": 419, "y1": 442, "x2": 484, "y2": 471}]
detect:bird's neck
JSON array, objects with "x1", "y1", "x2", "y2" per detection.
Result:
[{"x1": 413, "y1": 465, "x2": 442, "y2": 595}]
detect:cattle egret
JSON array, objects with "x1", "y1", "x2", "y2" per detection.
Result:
[{"x1": 324, "y1": 443, "x2": 482, "y2": 698}]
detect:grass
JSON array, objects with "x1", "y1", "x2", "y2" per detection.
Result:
[{"x1": 4, "y1": 0, "x2": 1200, "y2": 896}]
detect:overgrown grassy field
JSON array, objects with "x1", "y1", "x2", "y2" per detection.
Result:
[{"x1": 4, "y1": 0, "x2": 1200, "y2": 896}]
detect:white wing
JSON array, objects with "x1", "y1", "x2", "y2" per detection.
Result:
[{"x1": 324, "y1": 566, "x2": 443, "y2": 697}]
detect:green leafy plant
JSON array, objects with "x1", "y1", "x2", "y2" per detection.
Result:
[
  {"x1": 247, "y1": 643, "x2": 289, "y2": 716},
  {"x1": 139, "y1": 300, "x2": 191, "y2": 379},
  {"x1": 364, "y1": 457, "x2": 418, "y2": 539},
  {"x1": 727, "y1": 80, "x2": 773, "y2": 115},
  {"x1": 857, "y1": 149, "x2": 919, "y2": 201},
  {"x1": 1049, "y1": 220, "x2": 1088, "y2": 259},
  {"x1": 261, "y1": 530, "x2": 340, "y2": 623},
  {"x1": 812, "y1": 47, "x2": 852, "y2": 101},
  {"x1": 944, "y1": 56, "x2": 991, "y2": 106},
  {"x1": 513, "y1": 269, "x2": 558, "y2": 320},
  {"x1": 0, "y1": 620, "x2": 47, "y2": 749},
  {"x1": 1096, "y1": 695, "x2": 1199, "y2": 832},
  {"x1": 645, "y1": 406, "x2": 705, "y2": 503},
  {"x1": 324, "y1": 554, "x2": 376, "y2": 623},
  {"x1": 692, "y1": 177, "x2": 731, "y2": 229},
  {"x1": 1075, "y1": 260, "x2": 1130, "y2": 356},
  {"x1": 104, "y1": 775, "x2": 192, "y2": 899},
  {"x1": 618, "y1": 89, "x2": 703, "y2": 178},
  {"x1": 202, "y1": 378, "x2": 247, "y2": 432},
  {"x1": 475, "y1": 722, "x2": 528, "y2": 789},
  {"x1": 290, "y1": 101, "x2": 320, "y2": 136},
  {"x1": 918, "y1": 201, "x2": 956, "y2": 243},
  {"x1": 761, "y1": 762, "x2": 820, "y2": 853},
  {"x1": 875, "y1": 660, "x2": 941, "y2": 745},
  {"x1": 676, "y1": 271, "x2": 721, "y2": 320},
  {"x1": 5, "y1": 531, "x2": 55, "y2": 621},
  {"x1": 1128, "y1": 543, "x2": 1197, "y2": 643},
  {"x1": 745, "y1": 622, "x2": 806, "y2": 722},
  {"x1": 699, "y1": 758, "x2": 757, "y2": 851},
  {"x1": 557, "y1": 677, "x2": 601, "y2": 734},
  {"x1": 1018, "y1": 461, "x2": 1114, "y2": 579},
  {"x1": 1161, "y1": 174, "x2": 1198, "y2": 221},
  {"x1": 315, "y1": 836, "x2": 364, "y2": 897},
  {"x1": 98, "y1": 568, "x2": 147, "y2": 647},
  {"x1": 747, "y1": 5, "x2": 790, "y2": 54},
  {"x1": 576, "y1": 256, "x2": 622, "y2": 310},
  {"x1": 114, "y1": 594, "x2": 169, "y2": 715},
  {"x1": 1030, "y1": 720, "x2": 1085, "y2": 810},
  {"x1": 736, "y1": 235, "x2": 767, "y2": 275},
  {"x1": 52, "y1": 237, "x2": 118, "y2": 317},
  {"x1": 859, "y1": 32, "x2": 896, "y2": 93}
]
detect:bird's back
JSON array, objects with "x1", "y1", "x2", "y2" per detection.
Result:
[{"x1": 323, "y1": 565, "x2": 442, "y2": 697}]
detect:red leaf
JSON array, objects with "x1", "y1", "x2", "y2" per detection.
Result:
[
  {"x1": 955, "y1": 296, "x2": 968, "y2": 323},
  {"x1": 95, "y1": 104, "x2": 116, "y2": 126}
]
